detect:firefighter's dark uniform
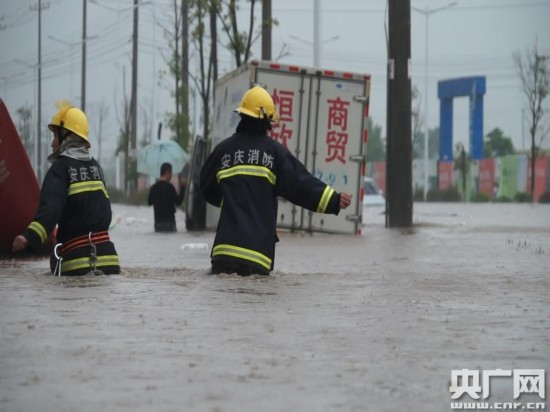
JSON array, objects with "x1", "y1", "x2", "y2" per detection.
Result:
[
  {"x1": 23, "y1": 156, "x2": 120, "y2": 276},
  {"x1": 200, "y1": 119, "x2": 342, "y2": 276}
]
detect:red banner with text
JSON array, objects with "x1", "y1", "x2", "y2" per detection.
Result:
[{"x1": 438, "y1": 161, "x2": 454, "y2": 190}]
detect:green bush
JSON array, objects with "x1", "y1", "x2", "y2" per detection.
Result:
[
  {"x1": 426, "y1": 187, "x2": 461, "y2": 202},
  {"x1": 470, "y1": 192, "x2": 491, "y2": 203},
  {"x1": 538, "y1": 191, "x2": 550, "y2": 204},
  {"x1": 514, "y1": 192, "x2": 532, "y2": 203},
  {"x1": 497, "y1": 196, "x2": 513, "y2": 203}
]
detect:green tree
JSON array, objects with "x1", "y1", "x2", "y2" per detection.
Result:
[
  {"x1": 483, "y1": 127, "x2": 515, "y2": 158},
  {"x1": 114, "y1": 67, "x2": 133, "y2": 194},
  {"x1": 156, "y1": 0, "x2": 278, "y2": 153},
  {"x1": 159, "y1": 0, "x2": 276, "y2": 150},
  {"x1": 159, "y1": 0, "x2": 191, "y2": 151},
  {"x1": 214, "y1": 0, "x2": 278, "y2": 68},
  {"x1": 453, "y1": 144, "x2": 470, "y2": 200},
  {"x1": 411, "y1": 84, "x2": 423, "y2": 158},
  {"x1": 365, "y1": 118, "x2": 385, "y2": 161},
  {"x1": 88, "y1": 100, "x2": 109, "y2": 165},
  {"x1": 188, "y1": 0, "x2": 218, "y2": 142},
  {"x1": 513, "y1": 42, "x2": 550, "y2": 198}
]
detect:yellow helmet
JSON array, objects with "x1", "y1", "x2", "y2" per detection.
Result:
[
  {"x1": 48, "y1": 101, "x2": 89, "y2": 144},
  {"x1": 234, "y1": 86, "x2": 280, "y2": 122}
]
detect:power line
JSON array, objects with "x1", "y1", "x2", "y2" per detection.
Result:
[
  {"x1": 449, "y1": 1, "x2": 550, "y2": 10},
  {"x1": 262, "y1": 1, "x2": 550, "y2": 13}
]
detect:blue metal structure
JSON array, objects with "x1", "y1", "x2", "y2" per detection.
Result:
[{"x1": 438, "y1": 76, "x2": 486, "y2": 160}]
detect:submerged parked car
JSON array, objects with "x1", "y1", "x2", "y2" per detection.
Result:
[{"x1": 363, "y1": 177, "x2": 385, "y2": 206}]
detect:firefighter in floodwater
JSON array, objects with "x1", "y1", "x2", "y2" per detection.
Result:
[
  {"x1": 200, "y1": 85, "x2": 352, "y2": 276},
  {"x1": 12, "y1": 101, "x2": 120, "y2": 276}
]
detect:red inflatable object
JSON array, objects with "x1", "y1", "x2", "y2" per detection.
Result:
[{"x1": 0, "y1": 99, "x2": 54, "y2": 255}]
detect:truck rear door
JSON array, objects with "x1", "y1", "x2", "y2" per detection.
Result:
[
  {"x1": 254, "y1": 63, "x2": 369, "y2": 234},
  {"x1": 304, "y1": 73, "x2": 368, "y2": 234}
]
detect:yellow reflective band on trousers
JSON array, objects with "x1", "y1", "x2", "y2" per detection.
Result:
[
  {"x1": 61, "y1": 255, "x2": 120, "y2": 273},
  {"x1": 216, "y1": 165, "x2": 276, "y2": 185},
  {"x1": 68, "y1": 181, "x2": 109, "y2": 198},
  {"x1": 212, "y1": 244, "x2": 272, "y2": 270},
  {"x1": 316, "y1": 186, "x2": 335, "y2": 213},
  {"x1": 28, "y1": 221, "x2": 47, "y2": 243}
]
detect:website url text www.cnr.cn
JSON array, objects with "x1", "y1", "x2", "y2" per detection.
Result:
[{"x1": 451, "y1": 402, "x2": 545, "y2": 410}]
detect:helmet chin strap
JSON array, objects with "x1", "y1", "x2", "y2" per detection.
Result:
[
  {"x1": 260, "y1": 107, "x2": 272, "y2": 130},
  {"x1": 58, "y1": 122, "x2": 72, "y2": 144}
]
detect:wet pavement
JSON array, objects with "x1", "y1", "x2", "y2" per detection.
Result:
[{"x1": 1, "y1": 203, "x2": 549, "y2": 411}]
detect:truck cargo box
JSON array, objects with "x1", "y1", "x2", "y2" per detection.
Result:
[{"x1": 206, "y1": 60, "x2": 371, "y2": 235}]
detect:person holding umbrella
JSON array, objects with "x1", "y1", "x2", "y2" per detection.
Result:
[{"x1": 148, "y1": 162, "x2": 186, "y2": 232}]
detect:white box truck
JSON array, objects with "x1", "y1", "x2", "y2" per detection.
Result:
[{"x1": 188, "y1": 60, "x2": 371, "y2": 235}]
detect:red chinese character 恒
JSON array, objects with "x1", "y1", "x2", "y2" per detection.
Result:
[{"x1": 272, "y1": 89, "x2": 294, "y2": 122}]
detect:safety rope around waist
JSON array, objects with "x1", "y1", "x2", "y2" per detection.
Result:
[{"x1": 60, "y1": 231, "x2": 111, "y2": 255}]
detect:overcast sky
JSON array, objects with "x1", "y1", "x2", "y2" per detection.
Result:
[{"x1": 1, "y1": 0, "x2": 549, "y2": 161}]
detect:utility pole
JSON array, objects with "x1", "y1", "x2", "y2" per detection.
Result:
[
  {"x1": 80, "y1": 0, "x2": 98, "y2": 112},
  {"x1": 521, "y1": 108, "x2": 525, "y2": 151},
  {"x1": 313, "y1": 0, "x2": 320, "y2": 67},
  {"x1": 261, "y1": 0, "x2": 272, "y2": 60},
  {"x1": 130, "y1": 0, "x2": 139, "y2": 192},
  {"x1": 37, "y1": 0, "x2": 43, "y2": 182},
  {"x1": 81, "y1": 0, "x2": 87, "y2": 112},
  {"x1": 181, "y1": 0, "x2": 189, "y2": 150},
  {"x1": 29, "y1": 1, "x2": 50, "y2": 181},
  {"x1": 412, "y1": 2, "x2": 457, "y2": 200},
  {"x1": 210, "y1": 5, "x2": 217, "y2": 82},
  {"x1": 123, "y1": 67, "x2": 130, "y2": 194},
  {"x1": 461, "y1": 145, "x2": 466, "y2": 198},
  {"x1": 386, "y1": 0, "x2": 412, "y2": 227}
]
